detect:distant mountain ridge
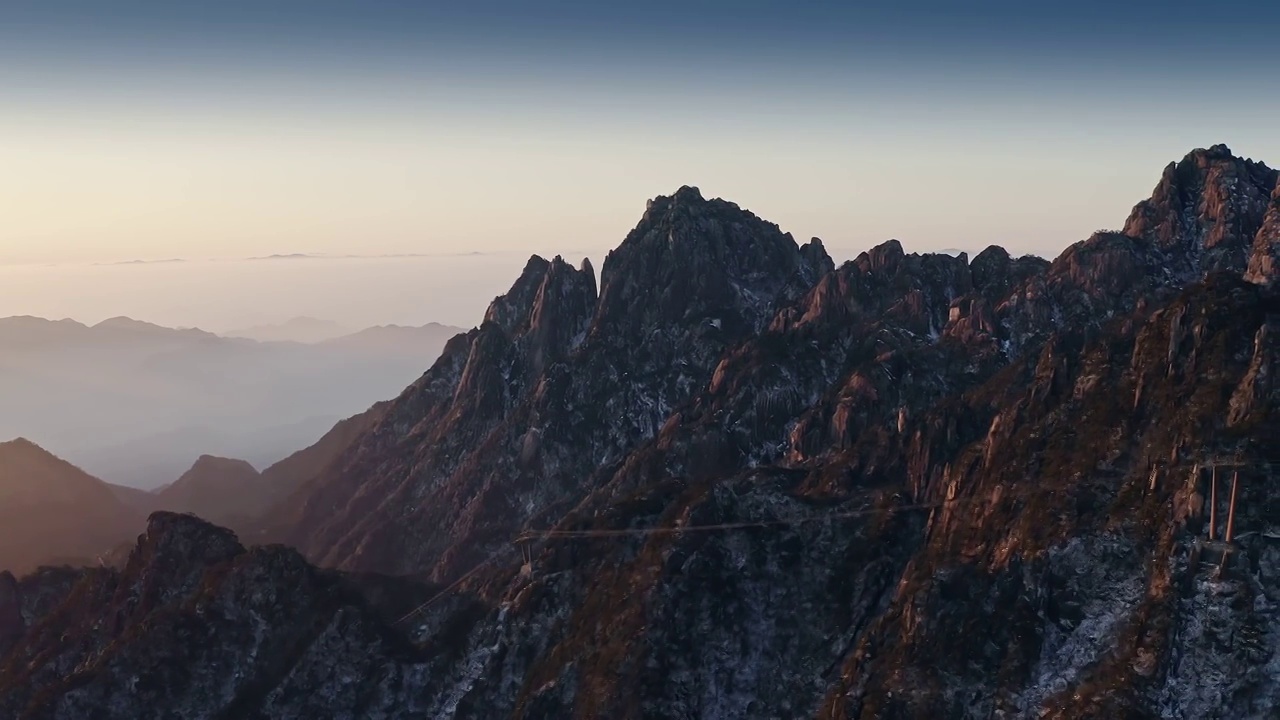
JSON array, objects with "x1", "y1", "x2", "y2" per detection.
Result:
[
  {"x1": 0, "y1": 439, "x2": 141, "y2": 575},
  {"x1": 0, "y1": 401, "x2": 393, "y2": 571},
  {"x1": 0, "y1": 315, "x2": 463, "y2": 487},
  {"x1": 223, "y1": 316, "x2": 350, "y2": 343},
  {"x1": 225, "y1": 318, "x2": 467, "y2": 347},
  {"x1": 0, "y1": 315, "x2": 217, "y2": 349},
  {"x1": 152, "y1": 456, "x2": 264, "y2": 526},
  {"x1": 0, "y1": 314, "x2": 462, "y2": 347}
]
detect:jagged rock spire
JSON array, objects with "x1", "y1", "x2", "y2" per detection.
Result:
[
  {"x1": 800, "y1": 237, "x2": 835, "y2": 277},
  {"x1": 597, "y1": 186, "x2": 823, "y2": 343},
  {"x1": 1123, "y1": 144, "x2": 1278, "y2": 273}
]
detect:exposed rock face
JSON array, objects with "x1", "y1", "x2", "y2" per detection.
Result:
[
  {"x1": 2, "y1": 148, "x2": 1279, "y2": 718},
  {"x1": 280, "y1": 187, "x2": 826, "y2": 581},
  {"x1": 1123, "y1": 144, "x2": 1277, "y2": 274},
  {"x1": 802, "y1": 237, "x2": 837, "y2": 277},
  {"x1": 0, "y1": 513, "x2": 452, "y2": 719},
  {"x1": 0, "y1": 572, "x2": 21, "y2": 653},
  {"x1": 823, "y1": 275, "x2": 1280, "y2": 719},
  {"x1": 1245, "y1": 181, "x2": 1280, "y2": 286}
]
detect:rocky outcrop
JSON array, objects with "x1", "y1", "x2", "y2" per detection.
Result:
[
  {"x1": 1245, "y1": 181, "x2": 1280, "y2": 286},
  {"x1": 822, "y1": 275, "x2": 1280, "y2": 719},
  {"x1": 1123, "y1": 143, "x2": 1277, "y2": 275},
  {"x1": 802, "y1": 237, "x2": 837, "y2": 277},
  {"x1": 0, "y1": 513, "x2": 452, "y2": 719},
  {"x1": 0, "y1": 573, "x2": 20, "y2": 654},
  {"x1": 1228, "y1": 319, "x2": 1278, "y2": 428}
]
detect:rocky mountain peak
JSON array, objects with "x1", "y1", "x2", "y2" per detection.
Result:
[
  {"x1": 520, "y1": 254, "x2": 598, "y2": 377},
  {"x1": 1123, "y1": 144, "x2": 1277, "y2": 273},
  {"x1": 116, "y1": 512, "x2": 244, "y2": 612},
  {"x1": 642, "y1": 184, "x2": 704, "y2": 214},
  {"x1": 596, "y1": 186, "x2": 822, "y2": 343},
  {"x1": 669, "y1": 183, "x2": 704, "y2": 203},
  {"x1": 630, "y1": 184, "x2": 757, "y2": 241},
  {"x1": 970, "y1": 243, "x2": 1010, "y2": 270},
  {"x1": 130, "y1": 512, "x2": 243, "y2": 570},
  {"x1": 483, "y1": 254, "x2": 596, "y2": 342},
  {"x1": 464, "y1": 253, "x2": 599, "y2": 403},
  {"x1": 1198, "y1": 142, "x2": 1236, "y2": 160},
  {"x1": 483, "y1": 254, "x2": 553, "y2": 333},
  {"x1": 801, "y1": 236, "x2": 835, "y2": 276},
  {"x1": 281, "y1": 187, "x2": 832, "y2": 582},
  {"x1": 855, "y1": 238, "x2": 906, "y2": 274},
  {"x1": 967, "y1": 244, "x2": 1050, "y2": 303}
]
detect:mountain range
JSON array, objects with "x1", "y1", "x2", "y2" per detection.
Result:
[
  {"x1": 0, "y1": 317, "x2": 462, "y2": 488},
  {"x1": 1, "y1": 145, "x2": 1278, "y2": 718},
  {"x1": 0, "y1": 400, "x2": 389, "y2": 574},
  {"x1": 224, "y1": 316, "x2": 354, "y2": 343}
]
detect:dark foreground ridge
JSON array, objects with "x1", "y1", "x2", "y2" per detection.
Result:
[{"x1": 2, "y1": 147, "x2": 1279, "y2": 718}]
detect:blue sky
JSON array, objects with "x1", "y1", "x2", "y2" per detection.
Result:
[{"x1": 0, "y1": 0, "x2": 1277, "y2": 269}]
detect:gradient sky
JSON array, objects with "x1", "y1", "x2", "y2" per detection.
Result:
[{"x1": 0, "y1": 1, "x2": 1277, "y2": 321}]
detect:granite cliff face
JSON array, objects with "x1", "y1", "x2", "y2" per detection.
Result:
[
  {"x1": 1245, "y1": 181, "x2": 1280, "y2": 287},
  {"x1": 0, "y1": 513, "x2": 451, "y2": 719},
  {"x1": 1123, "y1": 144, "x2": 1277, "y2": 276},
  {"x1": 2, "y1": 148, "x2": 1278, "y2": 719},
  {"x1": 277, "y1": 186, "x2": 829, "y2": 582}
]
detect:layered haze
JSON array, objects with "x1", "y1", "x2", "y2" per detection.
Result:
[
  {"x1": 0, "y1": 254, "x2": 552, "y2": 331},
  {"x1": 0, "y1": 315, "x2": 461, "y2": 488}
]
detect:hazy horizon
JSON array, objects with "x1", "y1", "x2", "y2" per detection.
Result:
[
  {"x1": 3, "y1": 2, "x2": 1278, "y2": 330},
  {"x1": 0, "y1": 146, "x2": 1268, "y2": 330},
  {"x1": 0, "y1": 236, "x2": 930, "y2": 331},
  {"x1": 0, "y1": 254, "x2": 523, "y2": 330}
]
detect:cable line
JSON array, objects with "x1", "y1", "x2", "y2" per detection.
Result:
[{"x1": 395, "y1": 458, "x2": 1274, "y2": 628}]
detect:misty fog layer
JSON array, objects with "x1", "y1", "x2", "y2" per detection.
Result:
[{"x1": 0, "y1": 314, "x2": 461, "y2": 488}]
